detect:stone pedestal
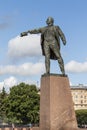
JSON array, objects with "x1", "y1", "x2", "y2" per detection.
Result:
[{"x1": 40, "y1": 74, "x2": 78, "y2": 130}]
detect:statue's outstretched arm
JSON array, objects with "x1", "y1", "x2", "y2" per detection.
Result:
[
  {"x1": 20, "y1": 28, "x2": 42, "y2": 37},
  {"x1": 28, "y1": 29, "x2": 41, "y2": 34}
]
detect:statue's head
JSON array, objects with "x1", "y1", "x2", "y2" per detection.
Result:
[{"x1": 46, "y1": 17, "x2": 54, "y2": 26}]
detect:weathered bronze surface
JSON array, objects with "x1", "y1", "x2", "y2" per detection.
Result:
[{"x1": 20, "y1": 17, "x2": 66, "y2": 75}]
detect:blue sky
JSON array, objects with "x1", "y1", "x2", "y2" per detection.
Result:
[{"x1": 0, "y1": 0, "x2": 87, "y2": 91}]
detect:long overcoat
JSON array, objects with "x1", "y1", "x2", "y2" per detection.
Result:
[{"x1": 40, "y1": 26, "x2": 66, "y2": 60}]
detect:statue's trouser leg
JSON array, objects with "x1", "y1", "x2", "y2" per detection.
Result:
[
  {"x1": 57, "y1": 56, "x2": 65, "y2": 75},
  {"x1": 50, "y1": 44, "x2": 65, "y2": 75},
  {"x1": 44, "y1": 43, "x2": 50, "y2": 74}
]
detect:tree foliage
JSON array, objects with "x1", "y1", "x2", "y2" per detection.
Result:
[
  {"x1": 5, "y1": 83, "x2": 40, "y2": 124},
  {"x1": 0, "y1": 87, "x2": 8, "y2": 122},
  {"x1": 75, "y1": 109, "x2": 87, "y2": 126}
]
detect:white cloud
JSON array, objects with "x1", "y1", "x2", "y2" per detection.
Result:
[
  {"x1": 0, "y1": 76, "x2": 40, "y2": 92},
  {"x1": 8, "y1": 34, "x2": 42, "y2": 59},
  {"x1": 4, "y1": 76, "x2": 18, "y2": 88},
  {"x1": 0, "y1": 76, "x2": 18, "y2": 92},
  {"x1": 65, "y1": 60, "x2": 87, "y2": 73},
  {"x1": 0, "y1": 62, "x2": 45, "y2": 76}
]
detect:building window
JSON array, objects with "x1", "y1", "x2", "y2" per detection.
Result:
[
  {"x1": 84, "y1": 96, "x2": 86, "y2": 99},
  {"x1": 81, "y1": 104, "x2": 83, "y2": 107},
  {"x1": 75, "y1": 95, "x2": 78, "y2": 98},
  {"x1": 81, "y1": 95, "x2": 83, "y2": 98},
  {"x1": 81, "y1": 100, "x2": 83, "y2": 104},
  {"x1": 84, "y1": 100, "x2": 86, "y2": 103}
]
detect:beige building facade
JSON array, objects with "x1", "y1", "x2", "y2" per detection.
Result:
[{"x1": 71, "y1": 84, "x2": 87, "y2": 110}]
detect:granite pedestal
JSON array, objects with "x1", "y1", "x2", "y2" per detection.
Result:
[
  {"x1": 32, "y1": 74, "x2": 87, "y2": 130},
  {"x1": 40, "y1": 74, "x2": 78, "y2": 130}
]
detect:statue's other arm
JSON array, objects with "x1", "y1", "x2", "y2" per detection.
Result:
[{"x1": 57, "y1": 26, "x2": 66, "y2": 45}]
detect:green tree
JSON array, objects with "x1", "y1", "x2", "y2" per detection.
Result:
[
  {"x1": 75, "y1": 109, "x2": 87, "y2": 127},
  {"x1": 0, "y1": 87, "x2": 8, "y2": 123},
  {"x1": 5, "y1": 83, "x2": 40, "y2": 124}
]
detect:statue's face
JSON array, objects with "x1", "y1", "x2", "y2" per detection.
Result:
[{"x1": 46, "y1": 17, "x2": 54, "y2": 26}]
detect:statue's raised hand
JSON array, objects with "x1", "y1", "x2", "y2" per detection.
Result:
[{"x1": 20, "y1": 32, "x2": 28, "y2": 37}]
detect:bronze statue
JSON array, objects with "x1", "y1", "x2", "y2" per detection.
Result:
[{"x1": 20, "y1": 17, "x2": 66, "y2": 75}]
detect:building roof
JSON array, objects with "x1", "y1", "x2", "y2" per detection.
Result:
[{"x1": 71, "y1": 84, "x2": 87, "y2": 90}]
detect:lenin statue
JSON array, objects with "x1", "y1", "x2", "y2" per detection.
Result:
[{"x1": 21, "y1": 17, "x2": 66, "y2": 75}]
